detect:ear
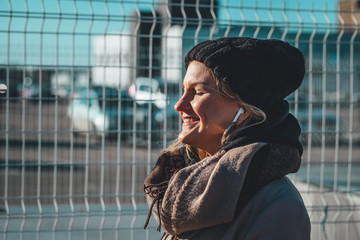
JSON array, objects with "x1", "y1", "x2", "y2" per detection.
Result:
[{"x1": 234, "y1": 111, "x2": 250, "y2": 126}]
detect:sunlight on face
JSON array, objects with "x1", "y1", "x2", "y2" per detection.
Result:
[{"x1": 174, "y1": 61, "x2": 240, "y2": 155}]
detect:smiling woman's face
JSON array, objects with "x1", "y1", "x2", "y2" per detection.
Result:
[{"x1": 174, "y1": 61, "x2": 240, "y2": 155}]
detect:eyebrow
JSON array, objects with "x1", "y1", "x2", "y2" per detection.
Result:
[{"x1": 183, "y1": 81, "x2": 209, "y2": 89}]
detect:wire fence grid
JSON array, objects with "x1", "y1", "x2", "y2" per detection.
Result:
[{"x1": 0, "y1": 0, "x2": 360, "y2": 239}]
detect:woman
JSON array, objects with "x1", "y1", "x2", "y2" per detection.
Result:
[{"x1": 144, "y1": 37, "x2": 311, "y2": 240}]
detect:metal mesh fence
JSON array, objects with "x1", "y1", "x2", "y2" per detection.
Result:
[{"x1": 0, "y1": 0, "x2": 359, "y2": 239}]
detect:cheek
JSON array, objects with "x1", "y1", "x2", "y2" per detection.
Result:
[
  {"x1": 213, "y1": 102, "x2": 238, "y2": 129},
  {"x1": 191, "y1": 99, "x2": 208, "y2": 121}
]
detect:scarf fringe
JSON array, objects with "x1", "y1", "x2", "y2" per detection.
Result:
[{"x1": 144, "y1": 181, "x2": 169, "y2": 230}]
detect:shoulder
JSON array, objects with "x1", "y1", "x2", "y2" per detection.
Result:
[
  {"x1": 260, "y1": 176, "x2": 305, "y2": 201},
  {"x1": 244, "y1": 177, "x2": 309, "y2": 219},
  {"x1": 252, "y1": 177, "x2": 309, "y2": 221},
  {"x1": 235, "y1": 177, "x2": 311, "y2": 239},
  {"x1": 193, "y1": 177, "x2": 311, "y2": 240}
]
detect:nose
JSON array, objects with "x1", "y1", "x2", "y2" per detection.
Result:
[{"x1": 174, "y1": 93, "x2": 190, "y2": 112}]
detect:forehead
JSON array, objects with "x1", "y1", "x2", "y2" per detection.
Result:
[{"x1": 183, "y1": 61, "x2": 216, "y2": 87}]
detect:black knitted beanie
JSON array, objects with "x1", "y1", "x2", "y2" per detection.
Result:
[{"x1": 184, "y1": 37, "x2": 305, "y2": 110}]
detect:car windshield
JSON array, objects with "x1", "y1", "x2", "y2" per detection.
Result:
[{"x1": 139, "y1": 85, "x2": 153, "y2": 93}]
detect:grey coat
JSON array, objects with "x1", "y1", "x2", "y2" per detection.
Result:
[
  {"x1": 176, "y1": 177, "x2": 310, "y2": 240},
  {"x1": 146, "y1": 143, "x2": 311, "y2": 239}
]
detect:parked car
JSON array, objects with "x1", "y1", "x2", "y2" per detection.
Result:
[
  {"x1": 16, "y1": 79, "x2": 53, "y2": 101},
  {"x1": 67, "y1": 86, "x2": 145, "y2": 140},
  {"x1": 286, "y1": 94, "x2": 344, "y2": 145},
  {"x1": 127, "y1": 78, "x2": 185, "y2": 143},
  {"x1": 128, "y1": 77, "x2": 167, "y2": 109}
]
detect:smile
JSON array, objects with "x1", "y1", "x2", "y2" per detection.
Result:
[{"x1": 183, "y1": 117, "x2": 200, "y2": 125}]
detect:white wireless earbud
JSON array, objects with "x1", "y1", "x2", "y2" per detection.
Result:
[
  {"x1": 224, "y1": 107, "x2": 244, "y2": 135},
  {"x1": 232, "y1": 107, "x2": 244, "y2": 123}
]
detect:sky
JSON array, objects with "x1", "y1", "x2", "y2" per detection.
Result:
[{"x1": 0, "y1": 0, "x2": 339, "y2": 66}]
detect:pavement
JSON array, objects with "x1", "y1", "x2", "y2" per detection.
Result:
[{"x1": 0, "y1": 204, "x2": 162, "y2": 240}]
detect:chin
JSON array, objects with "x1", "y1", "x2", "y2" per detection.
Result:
[{"x1": 178, "y1": 132, "x2": 199, "y2": 147}]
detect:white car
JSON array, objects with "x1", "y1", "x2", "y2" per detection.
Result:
[
  {"x1": 128, "y1": 77, "x2": 167, "y2": 109},
  {"x1": 67, "y1": 88, "x2": 109, "y2": 135}
]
